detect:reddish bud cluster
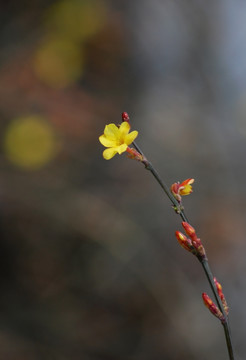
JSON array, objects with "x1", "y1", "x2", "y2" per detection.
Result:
[
  {"x1": 175, "y1": 231, "x2": 196, "y2": 255},
  {"x1": 175, "y1": 222, "x2": 206, "y2": 259},
  {"x1": 202, "y1": 293, "x2": 225, "y2": 322},
  {"x1": 201, "y1": 278, "x2": 229, "y2": 323}
]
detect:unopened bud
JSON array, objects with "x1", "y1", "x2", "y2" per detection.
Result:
[
  {"x1": 170, "y1": 182, "x2": 182, "y2": 202},
  {"x1": 175, "y1": 231, "x2": 195, "y2": 254},
  {"x1": 202, "y1": 293, "x2": 225, "y2": 322},
  {"x1": 177, "y1": 222, "x2": 206, "y2": 260},
  {"x1": 182, "y1": 222, "x2": 196, "y2": 239},
  {"x1": 214, "y1": 278, "x2": 229, "y2": 315},
  {"x1": 126, "y1": 147, "x2": 143, "y2": 162},
  {"x1": 214, "y1": 277, "x2": 223, "y2": 297},
  {"x1": 122, "y1": 112, "x2": 130, "y2": 123}
]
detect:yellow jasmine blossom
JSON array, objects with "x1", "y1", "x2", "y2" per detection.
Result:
[
  {"x1": 179, "y1": 178, "x2": 194, "y2": 196},
  {"x1": 171, "y1": 178, "x2": 194, "y2": 202},
  {"x1": 99, "y1": 122, "x2": 138, "y2": 160}
]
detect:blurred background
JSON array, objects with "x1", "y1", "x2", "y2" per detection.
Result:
[{"x1": 0, "y1": 0, "x2": 246, "y2": 359}]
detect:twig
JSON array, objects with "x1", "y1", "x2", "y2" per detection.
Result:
[{"x1": 132, "y1": 140, "x2": 235, "y2": 360}]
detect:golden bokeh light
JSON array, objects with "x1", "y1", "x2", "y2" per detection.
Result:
[
  {"x1": 34, "y1": 37, "x2": 83, "y2": 88},
  {"x1": 46, "y1": 0, "x2": 107, "y2": 41},
  {"x1": 4, "y1": 115, "x2": 59, "y2": 170}
]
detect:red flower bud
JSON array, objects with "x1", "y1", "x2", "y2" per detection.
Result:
[
  {"x1": 182, "y1": 222, "x2": 196, "y2": 238},
  {"x1": 177, "y1": 222, "x2": 207, "y2": 260},
  {"x1": 122, "y1": 112, "x2": 130, "y2": 123},
  {"x1": 214, "y1": 277, "x2": 223, "y2": 297},
  {"x1": 214, "y1": 278, "x2": 229, "y2": 315},
  {"x1": 202, "y1": 293, "x2": 225, "y2": 322},
  {"x1": 126, "y1": 147, "x2": 143, "y2": 162},
  {"x1": 175, "y1": 231, "x2": 195, "y2": 253}
]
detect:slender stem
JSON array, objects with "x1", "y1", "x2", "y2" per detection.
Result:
[
  {"x1": 133, "y1": 140, "x2": 235, "y2": 360},
  {"x1": 133, "y1": 141, "x2": 188, "y2": 222},
  {"x1": 201, "y1": 260, "x2": 226, "y2": 315},
  {"x1": 223, "y1": 322, "x2": 235, "y2": 360},
  {"x1": 201, "y1": 259, "x2": 234, "y2": 360}
]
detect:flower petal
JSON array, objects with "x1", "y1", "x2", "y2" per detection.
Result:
[
  {"x1": 104, "y1": 124, "x2": 120, "y2": 140},
  {"x1": 99, "y1": 134, "x2": 117, "y2": 147},
  {"x1": 180, "y1": 185, "x2": 193, "y2": 196},
  {"x1": 125, "y1": 130, "x2": 138, "y2": 145},
  {"x1": 181, "y1": 178, "x2": 194, "y2": 186},
  {"x1": 119, "y1": 121, "x2": 130, "y2": 138},
  {"x1": 116, "y1": 143, "x2": 128, "y2": 154},
  {"x1": 179, "y1": 178, "x2": 194, "y2": 196},
  {"x1": 103, "y1": 147, "x2": 118, "y2": 160}
]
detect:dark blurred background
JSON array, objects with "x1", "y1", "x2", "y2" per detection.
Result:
[{"x1": 0, "y1": 0, "x2": 245, "y2": 359}]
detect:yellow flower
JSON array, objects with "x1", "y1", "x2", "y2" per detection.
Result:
[
  {"x1": 179, "y1": 178, "x2": 194, "y2": 196},
  {"x1": 99, "y1": 122, "x2": 138, "y2": 160},
  {"x1": 171, "y1": 178, "x2": 194, "y2": 202}
]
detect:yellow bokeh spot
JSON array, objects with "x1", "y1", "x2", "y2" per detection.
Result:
[
  {"x1": 46, "y1": 0, "x2": 107, "y2": 41},
  {"x1": 34, "y1": 37, "x2": 83, "y2": 88},
  {"x1": 4, "y1": 115, "x2": 59, "y2": 170}
]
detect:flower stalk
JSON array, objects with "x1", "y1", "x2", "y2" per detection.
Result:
[
  {"x1": 99, "y1": 113, "x2": 235, "y2": 360},
  {"x1": 133, "y1": 140, "x2": 188, "y2": 219},
  {"x1": 133, "y1": 138, "x2": 235, "y2": 359}
]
